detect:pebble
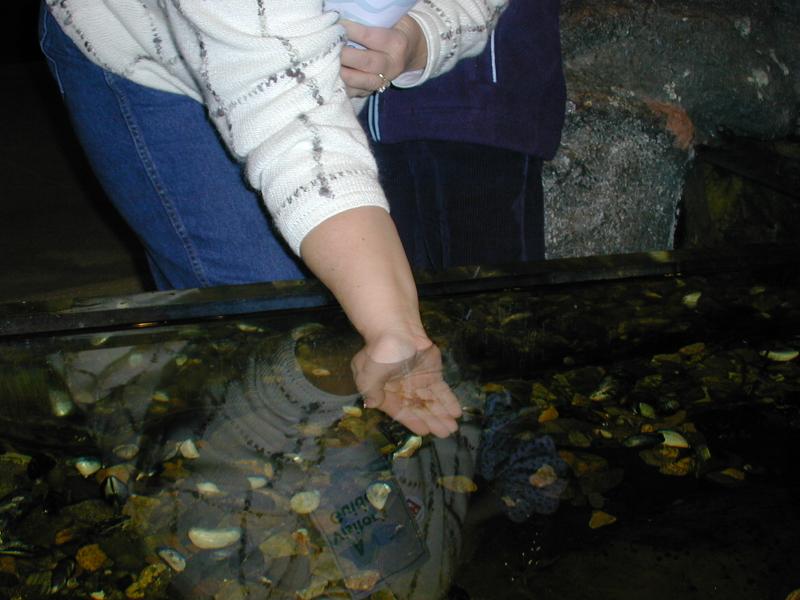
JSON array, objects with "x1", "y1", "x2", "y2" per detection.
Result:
[
  {"x1": 188, "y1": 527, "x2": 242, "y2": 550},
  {"x1": 290, "y1": 491, "x2": 321, "y2": 515}
]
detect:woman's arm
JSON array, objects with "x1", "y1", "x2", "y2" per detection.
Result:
[{"x1": 301, "y1": 206, "x2": 462, "y2": 438}]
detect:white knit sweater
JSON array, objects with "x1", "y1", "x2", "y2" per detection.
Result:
[{"x1": 47, "y1": 0, "x2": 507, "y2": 255}]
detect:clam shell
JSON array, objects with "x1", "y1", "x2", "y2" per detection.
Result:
[
  {"x1": 761, "y1": 349, "x2": 798, "y2": 362},
  {"x1": 151, "y1": 391, "x2": 170, "y2": 403},
  {"x1": 366, "y1": 482, "x2": 392, "y2": 510},
  {"x1": 178, "y1": 439, "x2": 200, "y2": 459},
  {"x1": 342, "y1": 406, "x2": 363, "y2": 418},
  {"x1": 188, "y1": 526, "x2": 242, "y2": 550},
  {"x1": 589, "y1": 510, "x2": 617, "y2": 529},
  {"x1": 659, "y1": 429, "x2": 690, "y2": 448},
  {"x1": 157, "y1": 547, "x2": 186, "y2": 572},
  {"x1": 247, "y1": 476, "x2": 267, "y2": 490},
  {"x1": 393, "y1": 435, "x2": 422, "y2": 459},
  {"x1": 290, "y1": 490, "x2": 321, "y2": 514},
  {"x1": 682, "y1": 291, "x2": 702, "y2": 309},
  {"x1": 529, "y1": 464, "x2": 558, "y2": 488},
  {"x1": 113, "y1": 444, "x2": 140, "y2": 461},
  {"x1": 49, "y1": 390, "x2": 76, "y2": 418},
  {"x1": 638, "y1": 402, "x2": 656, "y2": 418},
  {"x1": 196, "y1": 481, "x2": 224, "y2": 496},
  {"x1": 75, "y1": 458, "x2": 102, "y2": 478},
  {"x1": 538, "y1": 406, "x2": 559, "y2": 423}
]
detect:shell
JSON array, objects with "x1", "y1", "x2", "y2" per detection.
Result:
[
  {"x1": 623, "y1": 433, "x2": 664, "y2": 449},
  {"x1": 538, "y1": 406, "x2": 559, "y2": 423},
  {"x1": 342, "y1": 406, "x2": 363, "y2": 418},
  {"x1": 682, "y1": 291, "x2": 702, "y2": 309},
  {"x1": 75, "y1": 457, "x2": 102, "y2": 478},
  {"x1": 529, "y1": 464, "x2": 558, "y2": 488},
  {"x1": 720, "y1": 467, "x2": 746, "y2": 480},
  {"x1": 113, "y1": 444, "x2": 140, "y2": 461},
  {"x1": 393, "y1": 435, "x2": 422, "y2": 459},
  {"x1": 761, "y1": 349, "x2": 798, "y2": 362},
  {"x1": 49, "y1": 390, "x2": 76, "y2": 418},
  {"x1": 178, "y1": 439, "x2": 200, "y2": 459},
  {"x1": 188, "y1": 526, "x2": 242, "y2": 550},
  {"x1": 247, "y1": 476, "x2": 267, "y2": 490},
  {"x1": 366, "y1": 483, "x2": 392, "y2": 510},
  {"x1": 196, "y1": 481, "x2": 224, "y2": 496},
  {"x1": 659, "y1": 429, "x2": 690, "y2": 448},
  {"x1": 157, "y1": 547, "x2": 187, "y2": 572},
  {"x1": 589, "y1": 510, "x2": 617, "y2": 529},
  {"x1": 290, "y1": 490, "x2": 321, "y2": 514},
  {"x1": 638, "y1": 402, "x2": 656, "y2": 419},
  {"x1": 151, "y1": 391, "x2": 170, "y2": 403},
  {"x1": 103, "y1": 476, "x2": 128, "y2": 504}
]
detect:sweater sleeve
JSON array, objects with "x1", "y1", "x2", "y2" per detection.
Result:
[
  {"x1": 396, "y1": 0, "x2": 508, "y2": 88},
  {"x1": 162, "y1": 1, "x2": 388, "y2": 255}
]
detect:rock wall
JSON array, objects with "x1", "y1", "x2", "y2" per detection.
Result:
[{"x1": 544, "y1": 0, "x2": 800, "y2": 258}]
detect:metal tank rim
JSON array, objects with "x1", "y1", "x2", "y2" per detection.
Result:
[{"x1": 0, "y1": 242, "x2": 797, "y2": 338}]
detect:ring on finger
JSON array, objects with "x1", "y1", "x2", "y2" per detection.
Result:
[{"x1": 375, "y1": 72, "x2": 390, "y2": 93}]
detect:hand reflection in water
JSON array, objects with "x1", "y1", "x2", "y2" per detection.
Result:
[{"x1": 351, "y1": 341, "x2": 462, "y2": 438}]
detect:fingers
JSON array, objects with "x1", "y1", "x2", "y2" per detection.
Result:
[
  {"x1": 341, "y1": 19, "x2": 406, "y2": 59},
  {"x1": 379, "y1": 401, "x2": 431, "y2": 437},
  {"x1": 424, "y1": 381, "x2": 463, "y2": 419},
  {"x1": 351, "y1": 342, "x2": 461, "y2": 438},
  {"x1": 341, "y1": 44, "x2": 386, "y2": 75},
  {"x1": 340, "y1": 66, "x2": 386, "y2": 98},
  {"x1": 338, "y1": 19, "x2": 410, "y2": 97},
  {"x1": 339, "y1": 19, "x2": 368, "y2": 45}
]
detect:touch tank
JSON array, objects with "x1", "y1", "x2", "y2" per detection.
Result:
[{"x1": 0, "y1": 244, "x2": 798, "y2": 600}]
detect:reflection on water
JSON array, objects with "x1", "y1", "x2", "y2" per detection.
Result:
[{"x1": 0, "y1": 263, "x2": 799, "y2": 599}]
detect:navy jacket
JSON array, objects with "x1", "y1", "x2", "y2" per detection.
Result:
[{"x1": 360, "y1": 0, "x2": 566, "y2": 160}]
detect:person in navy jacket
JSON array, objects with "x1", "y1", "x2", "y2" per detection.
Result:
[{"x1": 350, "y1": 0, "x2": 566, "y2": 270}]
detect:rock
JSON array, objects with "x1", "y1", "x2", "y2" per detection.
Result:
[
  {"x1": 545, "y1": 0, "x2": 800, "y2": 258},
  {"x1": 75, "y1": 544, "x2": 108, "y2": 572},
  {"x1": 125, "y1": 563, "x2": 169, "y2": 599},
  {"x1": 544, "y1": 93, "x2": 689, "y2": 258},
  {"x1": 561, "y1": 0, "x2": 800, "y2": 141}
]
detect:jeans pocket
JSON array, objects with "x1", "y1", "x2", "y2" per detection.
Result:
[{"x1": 38, "y1": 4, "x2": 65, "y2": 95}]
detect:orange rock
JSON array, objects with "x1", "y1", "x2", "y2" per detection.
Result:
[
  {"x1": 645, "y1": 98, "x2": 695, "y2": 150},
  {"x1": 76, "y1": 544, "x2": 108, "y2": 572},
  {"x1": 538, "y1": 406, "x2": 559, "y2": 423},
  {"x1": 55, "y1": 528, "x2": 77, "y2": 545},
  {"x1": 589, "y1": 510, "x2": 617, "y2": 529},
  {"x1": 720, "y1": 467, "x2": 746, "y2": 481}
]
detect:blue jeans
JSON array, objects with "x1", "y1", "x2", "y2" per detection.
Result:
[{"x1": 38, "y1": 6, "x2": 306, "y2": 289}]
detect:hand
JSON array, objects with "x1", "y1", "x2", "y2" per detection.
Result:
[
  {"x1": 351, "y1": 332, "x2": 462, "y2": 438},
  {"x1": 339, "y1": 16, "x2": 427, "y2": 98}
]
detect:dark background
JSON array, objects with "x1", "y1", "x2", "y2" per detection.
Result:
[
  {"x1": 0, "y1": 2, "x2": 149, "y2": 302},
  {"x1": 1, "y1": 3, "x2": 41, "y2": 63}
]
